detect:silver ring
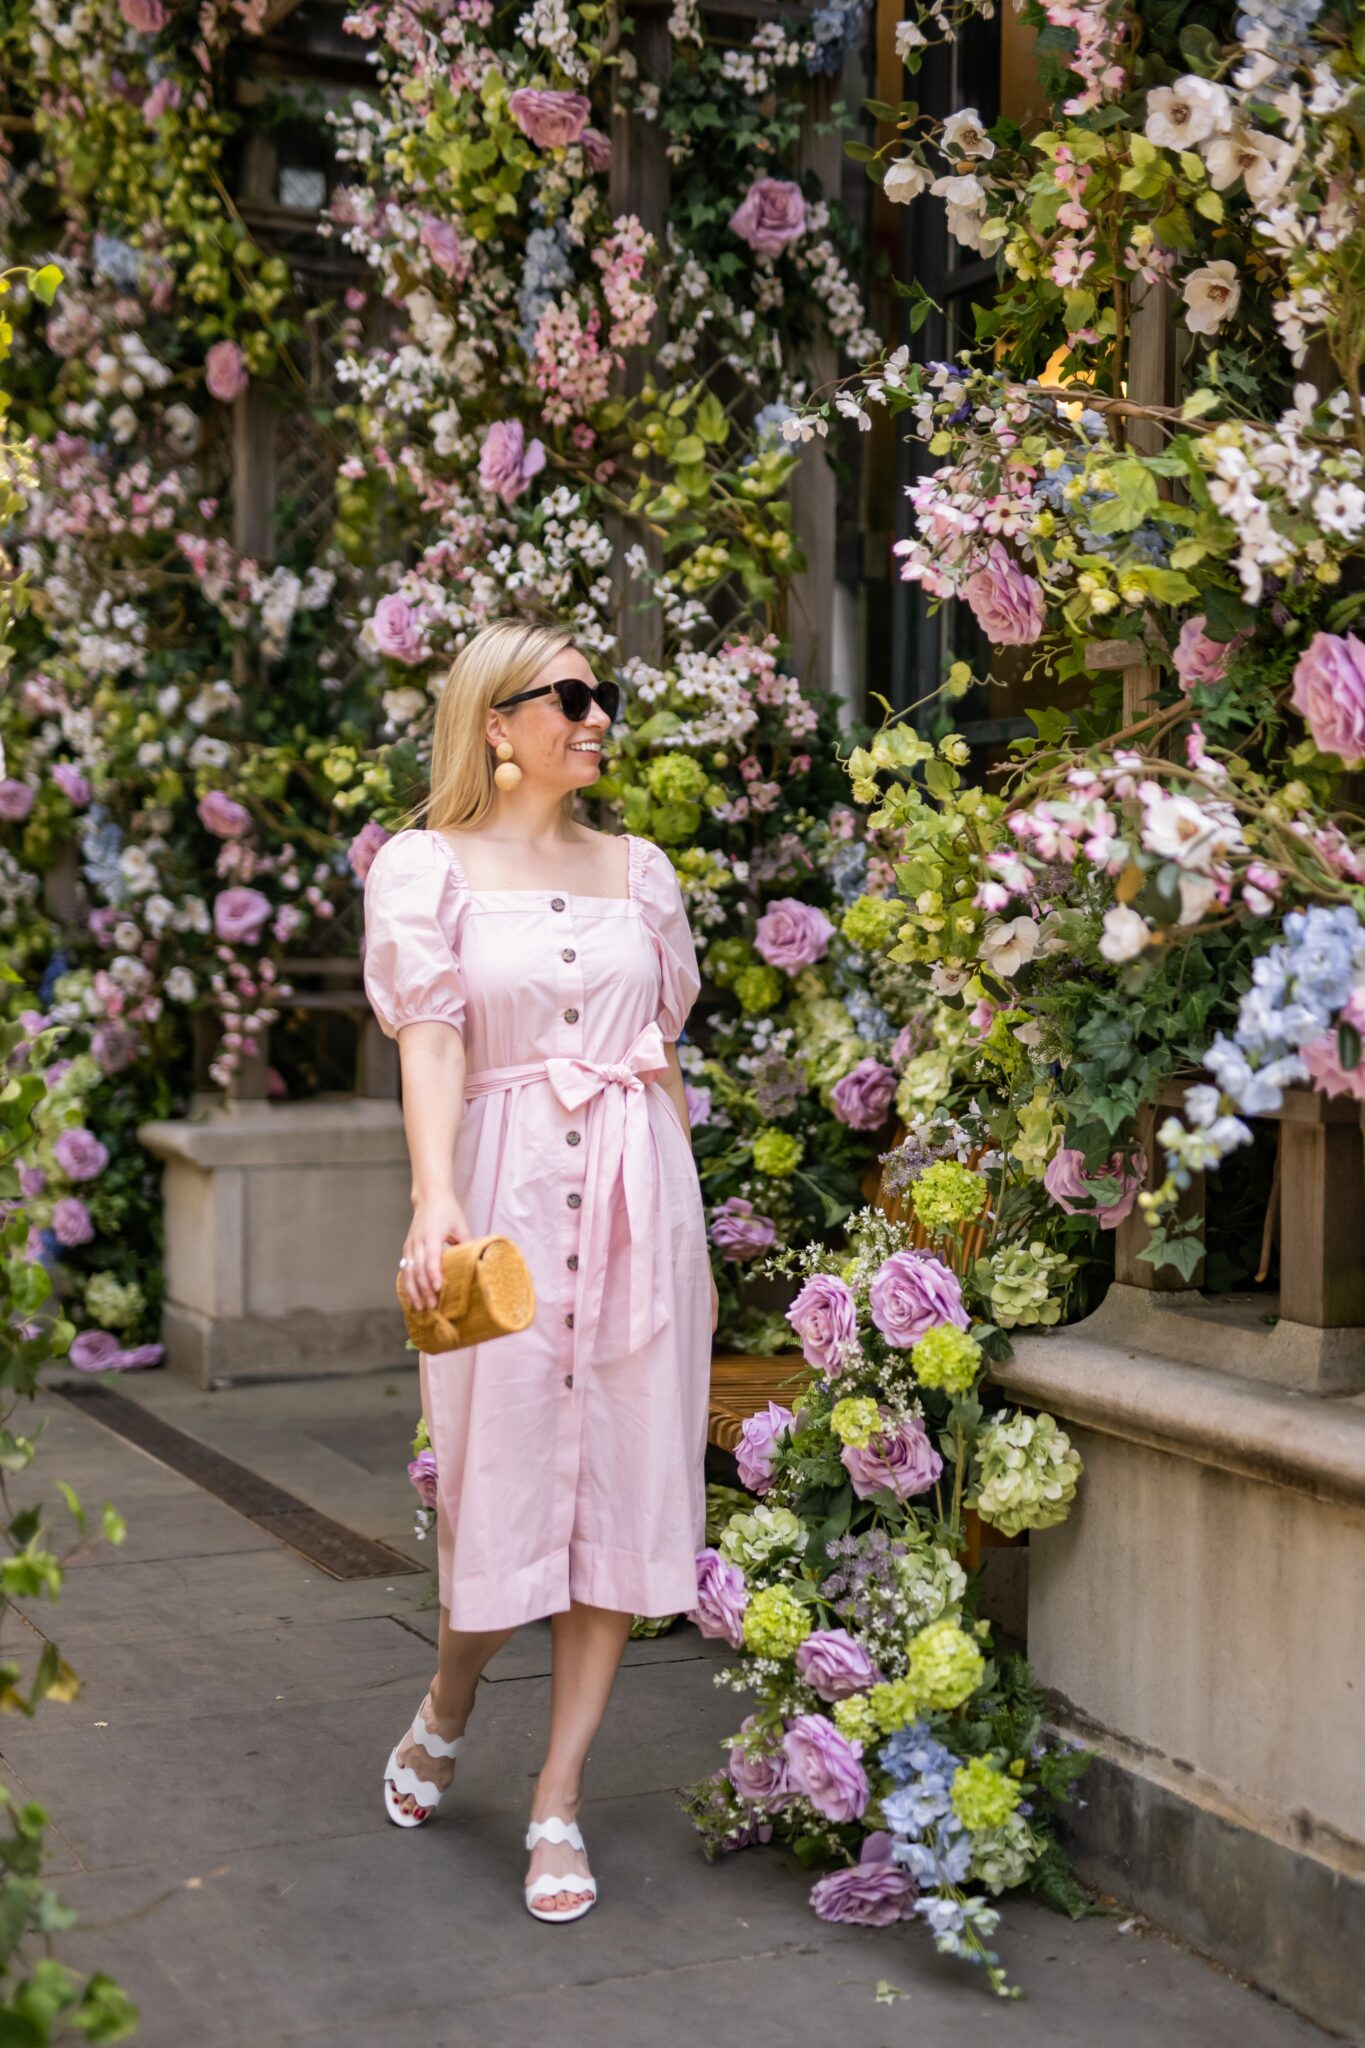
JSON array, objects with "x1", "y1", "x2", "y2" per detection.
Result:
[{"x1": 398, "y1": 1257, "x2": 412, "y2": 1270}]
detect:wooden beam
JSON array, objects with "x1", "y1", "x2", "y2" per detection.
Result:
[{"x1": 787, "y1": 71, "x2": 840, "y2": 695}]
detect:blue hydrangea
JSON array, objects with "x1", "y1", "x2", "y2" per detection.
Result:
[
  {"x1": 878, "y1": 1719, "x2": 957, "y2": 1787},
  {"x1": 518, "y1": 222, "x2": 573, "y2": 353},
  {"x1": 843, "y1": 986, "x2": 893, "y2": 1042},
  {"x1": 78, "y1": 807, "x2": 128, "y2": 905},
  {"x1": 826, "y1": 838, "x2": 868, "y2": 904},
  {"x1": 753, "y1": 403, "x2": 795, "y2": 448},
  {"x1": 93, "y1": 235, "x2": 141, "y2": 290},
  {"x1": 804, "y1": 0, "x2": 871, "y2": 76}
]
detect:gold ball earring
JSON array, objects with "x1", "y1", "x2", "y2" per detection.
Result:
[{"x1": 493, "y1": 738, "x2": 522, "y2": 791}]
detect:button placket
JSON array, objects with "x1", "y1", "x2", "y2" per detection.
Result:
[{"x1": 557, "y1": 901, "x2": 585, "y2": 1393}]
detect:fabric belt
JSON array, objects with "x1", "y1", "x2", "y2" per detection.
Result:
[{"x1": 462, "y1": 1021, "x2": 672, "y2": 1358}]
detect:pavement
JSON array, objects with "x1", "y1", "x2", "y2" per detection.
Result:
[{"x1": 2, "y1": 1365, "x2": 1341, "y2": 2048}]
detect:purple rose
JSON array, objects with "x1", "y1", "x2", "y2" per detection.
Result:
[
  {"x1": 841, "y1": 1413, "x2": 943, "y2": 1503},
  {"x1": 735, "y1": 1401, "x2": 795, "y2": 1495},
  {"x1": 68, "y1": 1330, "x2": 122, "y2": 1372},
  {"x1": 51, "y1": 763, "x2": 91, "y2": 808},
  {"x1": 92, "y1": 1024, "x2": 141, "y2": 1075},
  {"x1": 783, "y1": 1713, "x2": 869, "y2": 1823},
  {"x1": 794, "y1": 1628, "x2": 881, "y2": 1702},
  {"x1": 115, "y1": 1344, "x2": 162, "y2": 1369},
  {"x1": 51, "y1": 1197, "x2": 94, "y2": 1249},
  {"x1": 1043, "y1": 1145, "x2": 1145, "y2": 1229},
  {"x1": 891, "y1": 1018, "x2": 925, "y2": 1066},
  {"x1": 506, "y1": 88, "x2": 592, "y2": 148},
  {"x1": 198, "y1": 790, "x2": 251, "y2": 840},
  {"x1": 213, "y1": 887, "x2": 272, "y2": 946},
  {"x1": 786, "y1": 1273, "x2": 857, "y2": 1377},
  {"x1": 727, "y1": 1715, "x2": 793, "y2": 1805},
  {"x1": 347, "y1": 819, "x2": 392, "y2": 882},
  {"x1": 683, "y1": 1081, "x2": 712, "y2": 1126},
  {"x1": 407, "y1": 1448, "x2": 438, "y2": 1508},
  {"x1": 581, "y1": 128, "x2": 612, "y2": 174},
  {"x1": 709, "y1": 1195, "x2": 776, "y2": 1263},
  {"x1": 1173, "y1": 615, "x2": 1239, "y2": 693},
  {"x1": 0, "y1": 780, "x2": 34, "y2": 821},
  {"x1": 1290, "y1": 631, "x2": 1365, "y2": 764},
  {"x1": 370, "y1": 593, "x2": 428, "y2": 666},
  {"x1": 868, "y1": 1250, "x2": 967, "y2": 1348},
  {"x1": 963, "y1": 542, "x2": 1045, "y2": 647},
  {"x1": 53, "y1": 1129, "x2": 109, "y2": 1182},
  {"x1": 690, "y1": 1547, "x2": 749, "y2": 1649},
  {"x1": 830, "y1": 1057, "x2": 897, "y2": 1131},
  {"x1": 809, "y1": 1833, "x2": 917, "y2": 1927},
  {"x1": 18, "y1": 1166, "x2": 44, "y2": 1199},
  {"x1": 205, "y1": 339, "x2": 248, "y2": 403},
  {"x1": 419, "y1": 212, "x2": 468, "y2": 281},
  {"x1": 119, "y1": 0, "x2": 168, "y2": 27},
  {"x1": 753, "y1": 897, "x2": 834, "y2": 973},
  {"x1": 728, "y1": 177, "x2": 807, "y2": 258},
  {"x1": 478, "y1": 419, "x2": 546, "y2": 507}
]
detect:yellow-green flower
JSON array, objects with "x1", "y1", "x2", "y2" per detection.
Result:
[
  {"x1": 867, "y1": 1676, "x2": 919, "y2": 1734},
  {"x1": 829, "y1": 1396, "x2": 880, "y2": 1448},
  {"x1": 841, "y1": 894, "x2": 904, "y2": 954},
  {"x1": 950, "y1": 1756, "x2": 1022, "y2": 1832},
  {"x1": 752, "y1": 1127, "x2": 804, "y2": 1177},
  {"x1": 832, "y1": 1692, "x2": 878, "y2": 1744},
  {"x1": 741, "y1": 1584, "x2": 812, "y2": 1659},
  {"x1": 646, "y1": 754, "x2": 709, "y2": 805},
  {"x1": 733, "y1": 964, "x2": 785, "y2": 1015},
  {"x1": 911, "y1": 1323, "x2": 982, "y2": 1395},
  {"x1": 909, "y1": 1160, "x2": 988, "y2": 1235},
  {"x1": 906, "y1": 1619, "x2": 985, "y2": 1711}
]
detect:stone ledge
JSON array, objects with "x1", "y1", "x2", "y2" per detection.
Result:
[
  {"x1": 139, "y1": 1098, "x2": 409, "y2": 1170},
  {"x1": 992, "y1": 1328, "x2": 1365, "y2": 1511}
]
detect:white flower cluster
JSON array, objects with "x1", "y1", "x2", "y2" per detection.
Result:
[{"x1": 1200, "y1": 384, "x2": 1363, "y2": 603}]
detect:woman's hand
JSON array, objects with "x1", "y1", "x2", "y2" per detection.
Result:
[
  {"x1": 401, "y1": 1190, "x2": 472, "y2": 1312},
  {"x1": 708, "y1": 1265, "x2": 719, "y2": 1335}
]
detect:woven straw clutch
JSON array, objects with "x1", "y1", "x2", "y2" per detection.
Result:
[{"x1": 397, "y1": 1235, "x2": 536, "y2": 1355}]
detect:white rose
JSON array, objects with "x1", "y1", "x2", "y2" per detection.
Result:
[{"x1": 1098, "y1": 904, "x2": 1152, "y2": 963}]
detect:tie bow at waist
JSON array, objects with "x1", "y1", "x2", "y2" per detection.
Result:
[{"x1": 463, "y1": 1023, "x2": 672, "y2": 1356}]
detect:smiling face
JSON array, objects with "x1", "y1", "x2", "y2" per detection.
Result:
[{"x1": 487, "y1": 646, "x2": 610, "y2": 792}]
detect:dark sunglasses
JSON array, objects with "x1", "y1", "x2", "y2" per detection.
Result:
[{"x1": 492, "y1": 677, "x2": 621, "y2": 724}]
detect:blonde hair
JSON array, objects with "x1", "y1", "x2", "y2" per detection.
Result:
[{"x1": 407, "y1": 617, "x2": 578, "y2": 832}]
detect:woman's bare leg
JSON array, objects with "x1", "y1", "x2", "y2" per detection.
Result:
[
  {"x1": 524, "y1": 1601, "x2": 632, "y2": 1913},
  {"x1": 391, "y1": 1607, "x2": 514, "y2": 1818}
]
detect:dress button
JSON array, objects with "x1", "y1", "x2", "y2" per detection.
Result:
[
  {"x1": 567, "y1": 1192, "x2": 581, "y2": 1209},
  {"x1": 564, "y1": 1373, "x2": 574, "y2": 1388},
  {"x1": 551, "y1": 898, "x2": 566, "y2": 912},
  {"x1": 565, "y1": 1312, "x2": 575, "y2": 1330},
  {"x1": 567, "y1": 1254, "x2": 578, "y2": 1271},
  {"x1": 566, "y1": 1129, "x2": 581, "y2": 1146},
  {"x1": 564, "y1": 1007, "x2": 579, "y2": 1023},
  {"x1": 562, "y1": 948, "x2": 576, "y2": 963}
]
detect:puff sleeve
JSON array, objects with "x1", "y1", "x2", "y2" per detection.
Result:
[
  {"x1": 633, "y1": 837, "x2": 701, "y2": 1041},
  {"x1": 361, "y1": 831, "x2": 466, "y2": 1041}
]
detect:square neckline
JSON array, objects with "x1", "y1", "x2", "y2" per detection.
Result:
[{"x1": 428, "y1": 828, "x2": 640, "y2": 904}]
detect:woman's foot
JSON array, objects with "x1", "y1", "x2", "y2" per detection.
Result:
[
  {"x1": 384, "y1": 1685, "x2": 465, "y2": 1823},
  {"x1": 524, "y1": 1794, "x2": 595, "y2": 1919}
]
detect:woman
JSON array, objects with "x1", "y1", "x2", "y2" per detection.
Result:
[{"x1": 361, "y1": 617, "x2": 715, "y2": 1925}]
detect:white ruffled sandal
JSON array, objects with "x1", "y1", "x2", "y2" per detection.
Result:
[
  {"x1": 382, "y1": 1697, "x2": 463, "y2": 1828},
  {"x1": 524, "y1": 1816, "x2": 598, "y2": 1923}
]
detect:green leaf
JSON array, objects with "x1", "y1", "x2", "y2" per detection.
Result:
[{"x1": 30, "y1": 264, "x2": 63, "y2": 306}]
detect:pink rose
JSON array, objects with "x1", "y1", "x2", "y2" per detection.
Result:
[
  {"x1": 728, "y1": 1715, "x2": 792, "y2": 1804},
  {"x1": 783, "y1": 1713, "x2": 869, "y2": 1823},
  {"x1": 810, "y1": 1833, "x2": 917, "y2": 1927},
  {"x1": 407, "y1": 1449, "x2": 438, "y2": 1508},
  {"x1": 0, "y1": 780, "x2": 34, "y2": 821},
  {"x1": 1172, "y1": 615, "x2": 1239, "y2": 693},
  {"x1": 370, "y1": 593, "x2": 428, "y2": 665},
  {"x1": 581, "y1": 128, "x2": 612, "y2": 173},
  {"x1": 68, "y1": 1330, "x2": 122, "y2": 1372},
  {"x1": 119, "y1": 0, "x2": 168, "y2": 27},
  {"x1": 1302, "y1": 988, "x2": 1365, "y2": 1102},
  {"x1": 51, "y1": 763, "x2": 91, "y2": 807},
  {"x1": 52, "y1": 1197, "x2": 94, "y2": 1249},
  {"x1": 18, "y1": 1166, "x2": 44, "y2": 1199},
  {"x1": 53, "y1": 1129, "x2": 109, "y2": 1182},
  {"x1": 728, "y1": 178, "x2": 807, "y2": 258},
  {"x1": 92, "y1": 1025, "x2": 141, "y2": 1076},
  {"x1": 197, "y1": 790, "x2": 251, "y2": 839},
  {"x1": 1043, "y1": 1145, "x2": 1145, "y2": 1228},
  {"x1": 841, "y1": 1412, "x2": 943, "y2": 1503},
  {"x1": 419, "y1": 213, "x2": 468, "y2": 281},
  {"x1": 142, "y1": 76, "x2": 181, "y2": 123},
  {"x1": 787, "y1": 1272, "x2": 857, "y2": 1377},
  {"x1": 205, "y1": 339, "x2": 248, "y2": 403},
  {"x1": 735, "y1": 1402, "x2": 794, "y2": 1495},
  {"x1": 1290, "y1": 631, "x2": 1365, "y2": 764},
  {"x1": 829, "y1": 1057, "x2": 897, "y2": 1130},
  {"x1": 213, "y1": 886, "x2": 272, "y2": 945},
  {"x1": 709, "y1": 1196, "x2": 776, "y2": 1262},
  {"x1": 869, "y1": 1250, "x2": 967, "y2": 1348},
  {"x1": 348, "y1": 819, "x2": 392, "y2": 881},
  {"x1": 691, "y1": 1548, "x2": 749, "y2": 1649},
  {"x1": 794, "y1": 1628, "x2": 881, "y2": 1702},
  {"x1": 478, "y1": 419, "x2": 546, "y2": 507},
  {"x1": 506, "y1": 88, "x2": 592, "y2": 149},
  {"x1": 753, "y1": 897, "x2": 834, "y2": 972},
  {"x1": 963, "y1": 542, "x2": 1045, "y2": 646}
]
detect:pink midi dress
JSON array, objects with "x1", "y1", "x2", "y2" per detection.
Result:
[{"x1": 361, "y1": 827, "x2": 711, "y2": 1631}]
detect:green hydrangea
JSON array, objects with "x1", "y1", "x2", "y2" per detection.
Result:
[
  {"x1": 983, "y1": 1241, "x2": 1075, "y2": 1329},
  {"x1": 646, "y1": 754, "x2": 710, "y2": 805},
  {"x1": 968, "y1": 1410, "x2": 1082, "y2": 1536},
  {"x1": 977, "y1": 1009, "x2": 1032, "y2": 1083},
  {"x1": 896, "y1": 1538, "x2": 968, "y2": 1631},
  {"x1": 905, "y1": 1618, "x2": 985, "y2": 1712},
  {"x1": 829, "y1": 1396, "x2": 880, "y2": 1448},
  {"x1": 950, "y1": 1756, "x2": 1022, "y2": 1833},
  {"x1": 705, "y1": 1483, "x2": 752, "y2": 1545},
  {"x1": 752, "y1": 1127, "x2": 804, "y2": 1177},
  {"x1": 895, "y1": 1049, "x2": 953, "y2": 1117},
  {"x1": 741, "y1": 1584, "x2": 812, "y2": 1659},
  {"x1": 971, "y1": 1811, "x2": 1039, "y2": 1893},
  {"x1": 719, "y1": 1505, "x2": 807, "y2": 1571},
  {"x1": 909, "y1": 1161, "x2": 988, "y2": 1235},
  {"x1": 412, "y1": 1414, "x2": 431, "y2": 1456},
  {"x1": 867, "y1": 1676, "x2": 919, "y2": 1735},
  {"x1": 911, "y1": 1322, "x2": 982, "y2": 1395},
  {"x1": 841, "y1": 894, "x2": 905, "y2": 954},
  {"x1": 832, "y1": 1693, "x2": 878, "y2": 1744},
  {"x1": 790, "y1": 997, "x2": 866, "y2": 1092},
  {"x1": 733, "y1": 964, "x2": 785, "y2": 1015},
  {"x1": 83, "y1": 1273, "x2": 145, "y2": 1332}
]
